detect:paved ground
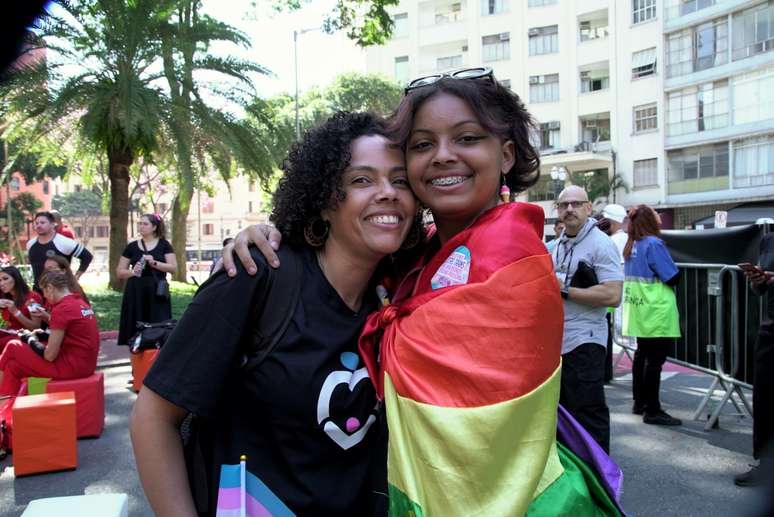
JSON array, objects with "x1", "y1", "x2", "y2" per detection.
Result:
[{"x1": 0, "y1": 344, "x2": 770, "y2": 516}]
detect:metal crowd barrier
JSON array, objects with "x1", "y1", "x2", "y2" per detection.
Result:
[{"x1": 613, "y1": 262, "x2": 765, "y2": 431}]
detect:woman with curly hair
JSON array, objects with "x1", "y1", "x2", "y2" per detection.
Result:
[
  {"x1": 131, "y1": 111, "x2": 417, "y2": 516},
  {"x1": 228, "y1": 68, "x2": 625, "y2": 516}
]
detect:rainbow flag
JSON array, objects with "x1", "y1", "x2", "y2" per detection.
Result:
[
  {"x1": 215, "y1": 457, "x2": 296, "y2": 517},
  {"x1": 361, "y1": 203, "x2": 625, "y2": 516}
]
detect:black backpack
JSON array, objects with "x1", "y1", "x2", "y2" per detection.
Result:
[{"x1": 183, "y1": 248, "x2": 303, "y2": 515}]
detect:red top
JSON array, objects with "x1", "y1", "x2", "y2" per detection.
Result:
[
  {"x1": 1, "y1": 291, "x2": 44, "y2": 330},
  {"x1": 48, "y1": 293, "x2": 100, "y2": 369},
  {"x1": 57, "y1": 225, "x2": 76, "y2": 239}
]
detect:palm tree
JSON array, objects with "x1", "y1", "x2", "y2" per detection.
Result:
[
  {"x1": 1, "y1": 0, "x2": 171, "y2": 289},
  {"x1": 157, "y1": 0, "x2": 275, "y2": 281}
]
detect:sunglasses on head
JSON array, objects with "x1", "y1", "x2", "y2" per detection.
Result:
[{"x1": 404, "y1": 67, "x2": 495, "y2": 95}]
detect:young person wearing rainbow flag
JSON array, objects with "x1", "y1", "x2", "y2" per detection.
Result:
[{"x1": 230, "y1": 67, "x2": 626, "y2": 516}]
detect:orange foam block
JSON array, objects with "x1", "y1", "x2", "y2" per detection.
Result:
[
  {"x1": 45, "y1": 373, "x2": 105, "y2": 438},
  {"x1": 13, "y1": 392, "x2": 77, "y2": 476},
  {"x1": 130, "y1": 349, "x2": 159, "y2": 392}
]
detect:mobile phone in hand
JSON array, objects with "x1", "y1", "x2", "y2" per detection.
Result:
[{"x1": 738, "y1": 263, "x2": 763, "y2": 273}]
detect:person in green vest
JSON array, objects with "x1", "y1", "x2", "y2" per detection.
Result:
[{"x1": 622, "y1": 205, "x2": 682, "y2": 426}]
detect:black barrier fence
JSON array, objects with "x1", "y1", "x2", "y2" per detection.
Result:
[{"x1": 614, "y1": 223, "x2": 769, "y2": 430}]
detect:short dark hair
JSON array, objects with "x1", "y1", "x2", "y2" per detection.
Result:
[
  {"x1": 388, "y1": 76, "x2": 540, "y2": 194},
  {"x1": 142, "y1": 213, "x2": 166, "y2": 239},
  {"x1": 34, "y1": 211, "x2": 55, "y2": 223},
  {"x1": 271, "y1": 111, "x2": 390, "y2": 248}
]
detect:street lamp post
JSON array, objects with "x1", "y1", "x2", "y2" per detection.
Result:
[
  {"x1": 550, "y1": 166, "x2": 568, "y2": 200},
  {"x1": 293, "y1": 27, "x2": 321, "y2": 140}
]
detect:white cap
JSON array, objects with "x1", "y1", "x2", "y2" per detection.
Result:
[{"x1": 602, "y1": 204, "x2": 627, "y2": 224}]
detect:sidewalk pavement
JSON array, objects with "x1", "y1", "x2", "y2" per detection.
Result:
[{"x1": 0, "y1": 342, "x2": 770, "y2": 516}]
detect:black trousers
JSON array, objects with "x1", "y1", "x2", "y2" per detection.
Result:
[
  {"x1": 632, "y1": 337, "x2": 670, "y2": 413},
  {"x1": 754, "y1": 322, "x2": 774, "y2": 462},
  {"x1": 560, "y1": 343, "x2": 610, "y2": 453},
  {"x1": 604, "y1": 312, "x2": 614, "y2": 382}
]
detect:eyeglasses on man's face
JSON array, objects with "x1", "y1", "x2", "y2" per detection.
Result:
[
  {"x1": 556, "y1": 200, "x2": 589, "y2": 210},
  {"x1": 404, "y1": 67, "x2": 495, "y2": 95}
]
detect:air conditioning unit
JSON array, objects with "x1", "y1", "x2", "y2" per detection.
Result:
[
  {"x1": 462, "y1": 45, "x2": 468, "y2": 52},
  {"x1": 529, "y1": 76, "x2": 539, "y2": 84},
  {"x1": 528, "y1": 28, "x2": 540, "y2": 36},
  {"x1": 580, "y1": 71, "x2": 590, "y2": 79},
  {"x1": 500, "y1": 32, "x2": 510, "y2": 41},
  {"x1": 547, "y1": 121, "x2": 560, "y2": 130}
]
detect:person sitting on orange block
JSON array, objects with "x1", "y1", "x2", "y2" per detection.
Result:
[
  {"x1": 0, "y1": 270, "x2": 99, "y2": 396},
  {"x1": 0, "y1": 266, "x2": 43, "y2": 352}
]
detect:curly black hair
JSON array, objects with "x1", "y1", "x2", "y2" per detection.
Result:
[
  {"x1": 270, "y1": 111, "x2": 389, "y2": 248},
  {"x1": 388, "y1": 74, "x2": 540, "y2": 194}
]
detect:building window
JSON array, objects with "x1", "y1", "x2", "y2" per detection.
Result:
[
  {"x1": 528, "y1": 25, "x2": 558, "y2": 56},
  {"x1": 529, "y1": 73, "x2": 559, "y2": 103},
  {"x1": 632, "y1": 47, "x2": 657, "y2": 79},
  {"x1": 527, "y1": 175, "x2": 558, "y2": 202},
  {"x1": 634, "y1": 159, "x2": 659, "y2": 188},
  {"x1": 96, "y1": 225, "x2": 108, "y2": 238},
  {"x1": 580, "y1": 114, "x2": 611, "y2": 142},
  {"x1": 733, "y1": 134, "x2": 774, "y2": 188},
  {"x1": 666, "y1": 0, "x2": 717, "y2": 20},
  {"x1": 666, "y1": 19, "x2": 728, "y2": 78},
  {"x1": 666, "y1": 80, "x2": 729, "y2": 136},
  {"x1": 393, "y1": 13, "x2": 409, "y2": 38},
  {"x1": 539, "y1": 121, "x2": 561, "y2": 150},
  {"x1": 528, "y1": 0, "x2": 557, "y2": 6},
  {"x1": 437, "y1": 55, "x2": 463, "y2": 69},
  {"x1": 482, "y1": 32, "x2": 510, "y2": 62},
  {"x1": 481, "y1": 0, "x2": 510, "y2": 16},
  {"x1": 202, "y1": 197, "x2": 215, "y2": 214},
  {"x1": 580, "y1": 68, "x2": 609, "y2": 93},
  {"x1": 394, "y1": 56, "x2": 409, "y2": 85},
  {"x1": 248, "y1": 181, "x2": 256, "y2": 192},
  {"x1": 633, "y1": 0, "x2": 657, "y2": 24},
  {"x1": 733, "y1": 66, "x2": 774, "y2": 125},
  {"x1": 667, "y1": 143, "x2": 729, "y2": 193},
  {"x1": 74, "y1": 184, "x2": 82, "y2": 193},
  {"x1": 732, "y1": 2, "x2": 774, "y2": 62},
  {"x1": 435, "y1": 3, "x2": 462, "y2": 24},
  {"x1": 634, "y1": 103, "x2": 658, "y2": 133},
  {"x1": 9, "y1": 177, "x2": 20, "y2": 191},
  {"x1": 579, "y1": 19, "x2": 609, "y2": 42},
  {"x1": 248, "y1": 201, "x2": 254, "y2": 213},
  {"x1": 203, "y1": 223, "x2": 214, "y2": 236},
  {"x1": 42, "y1": 180, "x2": 50, "y2": 195}
]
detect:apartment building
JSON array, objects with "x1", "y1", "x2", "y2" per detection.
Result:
[{"x1": 366, "y1": 0, "x2": 774, "y2": 231}]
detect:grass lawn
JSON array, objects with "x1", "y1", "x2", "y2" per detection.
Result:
[{"x1": 82, "y1": 280, "x2": 198, "y2": 331}]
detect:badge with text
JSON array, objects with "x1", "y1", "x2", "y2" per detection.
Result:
[{"x1": 431, "y1": 245, "x2": 471, "y2": 289}]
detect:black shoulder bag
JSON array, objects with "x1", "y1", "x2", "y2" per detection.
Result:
[
  {"x1": 184, "y1": 248, "x2": 303, "y2": 515},
  {"x1": 140, "y1": 240, "x2": 170, "y2": 300}
]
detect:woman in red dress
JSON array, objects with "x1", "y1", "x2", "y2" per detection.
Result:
[
  {"x1": 0, "y1": 270, "x2": 99, "y2": 396},
  {"x1": 0, "y1": 266, "x2": 43, "y2": 352}
]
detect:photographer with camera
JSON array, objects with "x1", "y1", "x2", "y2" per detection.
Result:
[
  {"x1": 0, "y1": 270, "x2": 99, "y2": 397},
  {"x1": 0, "y1": 266, "x2": 44, "y2": 352}
]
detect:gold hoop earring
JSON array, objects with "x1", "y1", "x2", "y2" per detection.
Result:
[
  {"x1": 401, "y1": 212, "x2": 424, "y2": 250},
  {"x1": 304, "y1": 217, "x2": 330, "y2": 247}
]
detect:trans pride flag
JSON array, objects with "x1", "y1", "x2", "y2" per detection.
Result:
[
  {"x1": 216, "y1": 457, "x2": 295, "y2": 517},
  {"x1": 360, "y1": 203, "x2": 625, "y2": 516}
]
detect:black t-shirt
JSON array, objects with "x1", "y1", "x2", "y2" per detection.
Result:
[
  {"x1": 144, "y1": 247, "x2": 386, "y2": 515},
  {"x1": 121, "y1": 239, "x2": 174, "y2": 278}
]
